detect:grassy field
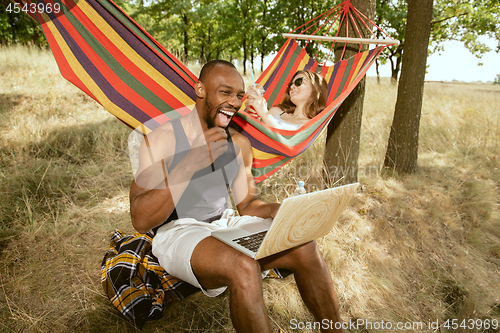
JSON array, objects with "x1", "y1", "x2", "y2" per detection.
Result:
[{"x1": 1, "y1": 44, "x2": 499, "y2": 332}]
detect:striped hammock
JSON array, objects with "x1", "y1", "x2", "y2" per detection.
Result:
[
  {"x1": 14, "y1": 0, "x2": 198, "y2": 131},
  {"x1": 13, "y1": 0, "x2": 391, "y2": 183}
]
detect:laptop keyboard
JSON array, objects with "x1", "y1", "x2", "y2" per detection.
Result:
[{"x1": 233, "y1": 230, "x2": 268, "y2": 253}]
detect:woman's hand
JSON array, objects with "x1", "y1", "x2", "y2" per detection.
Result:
[
  {"x1": 246, "y1": 85, "x2": 269, "y2": 119},
  {"x1": 246, "y1": 86, "x2": 283, "y2": 129}
]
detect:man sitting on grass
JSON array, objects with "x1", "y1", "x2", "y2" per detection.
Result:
[{"x1": 129, "y1": 59, "x2": 344, "y2": 333}]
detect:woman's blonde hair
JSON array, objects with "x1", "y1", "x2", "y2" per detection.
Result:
[{"x1": 274, "y1": 70, "x2": 328, "y2": 119}]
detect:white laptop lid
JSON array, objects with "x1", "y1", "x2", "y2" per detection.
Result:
[{"x1": 254, "y1": 183, "x2": 358, "y2": 259}]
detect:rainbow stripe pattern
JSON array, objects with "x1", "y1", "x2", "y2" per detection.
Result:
[{"x1": 14, "y1": 0, "x2": 197, "y2": 133}]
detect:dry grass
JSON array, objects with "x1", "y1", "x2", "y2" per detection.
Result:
[{"x1": 1, "y1": 45, "x2": 499, "y2": 332}]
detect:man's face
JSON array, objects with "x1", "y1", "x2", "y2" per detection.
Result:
[{"x1": 201, "y1": 65, "x2": 245, "y2": 129}]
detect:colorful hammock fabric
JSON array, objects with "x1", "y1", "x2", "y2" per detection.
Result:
[
  {"x1": 13, "y1": 0, "x2": 197, "y2": 131},
  {"x1": 12, "y1": 0, "x2": 391, "y2": 182}
]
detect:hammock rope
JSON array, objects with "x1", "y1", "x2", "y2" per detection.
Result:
[{"x1": 13, "y1": 0, "x2": 398, "y2": 183}]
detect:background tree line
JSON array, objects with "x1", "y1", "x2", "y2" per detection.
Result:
[
  {"x1": 114, "y1": 0, "x2": 347, "y2": 74},
  {"x1": 2, "y1": 0, "x2": 498, "y2": 79},
  {"x1": 0, "y1": 0, "x2": 500, "y2": 77}
]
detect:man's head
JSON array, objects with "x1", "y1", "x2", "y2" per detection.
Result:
[{"x1": 195, "y1": 60, "x2": 245, "y2": 129}]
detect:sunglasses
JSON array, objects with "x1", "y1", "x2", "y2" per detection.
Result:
[{"x1": 288, "y1": 77, "x2": 306, "y2": 88}]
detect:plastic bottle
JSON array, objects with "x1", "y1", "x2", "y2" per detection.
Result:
[{"x1": 293, "y1": 181, "x2": 307, "y2": 196}]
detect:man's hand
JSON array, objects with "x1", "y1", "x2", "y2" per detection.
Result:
[
  {"x1": 184, "y1": 127, "x2": 228, "y2": 172},
  {"x1": 268, "y1": 202, "x2": 281, "y2": 219}
]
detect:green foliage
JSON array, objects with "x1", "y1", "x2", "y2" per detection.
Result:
[
  {"x1": 494, "y1": 73, "x2": 500, "y2": 84},
  {"x1": 112, "y1": 0, "x2": 338, "y2": 71},
  {"x1": 6, "y1": 0, "x2": 497, "y2": 81},
  {"x1": 431, "y1": 0, "x2": 500, "y2": 56},
  {"x1": 0, "y1": 1, "x2": 47, "y2": 46}
]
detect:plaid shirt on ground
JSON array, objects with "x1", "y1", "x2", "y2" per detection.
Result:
[{"x1": 101, "y1": 229, "x2": 199, "y2": 328}]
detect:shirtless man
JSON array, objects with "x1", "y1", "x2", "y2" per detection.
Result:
[{"x1": 129, "y1": 60, "x2": 344, "y2": 333}]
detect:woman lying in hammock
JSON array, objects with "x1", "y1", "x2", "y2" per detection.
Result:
[{"x1": 247, "y1": 70, "x2": 328, "y2": 130}]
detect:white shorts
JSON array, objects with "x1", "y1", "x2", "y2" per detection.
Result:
[{"x1": 152, "y1": 209, "x2": 272, "y2": 297}]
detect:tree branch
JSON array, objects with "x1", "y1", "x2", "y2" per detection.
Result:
[{"x1": 431, "y1": 12, "x2": 468, "y2": 26}]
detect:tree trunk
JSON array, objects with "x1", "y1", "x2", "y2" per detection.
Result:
[
  {"x1": 384, "y1": 0, "x2": 434, "y2": 173},
  {"x1": 391, "y1": 67, "x2": 398, "y2": 84},
  {"x1": 376, "y1": 58, "x2": 380, "y2": 84},
  {"x1": 183, "y1": 14, "x2": 189, "y2": 61},
  {"x1": 260, "y1": 0, "x2": 267, "y2": 72},
  {"x1": 200, "y1": 35, "x2": 205, "y2": 63},
  {"x1": 390, "y1": 51, "x2": 403, "y2": 84},
  {"x1": 207, "y1": 26, "x2": 212, "y2": 62},
  {"x1": 389, "y1": 56, "x2": 396, "y2": 83},
  {"x1": 250, "y1": 43, "x2": 254, "y2": 72},
  {"x1": 243, "y1": 37, "x2": 247, "y2": 75},
  {"x1": 261, "y1": 50, "x2": 265, "y2": 72},
  {"x1": 241, "y1": 2, "x2": 248, "y2": 75},
  {"x1": 323, "y1": 0, "x2": 375, "y2": 186}
]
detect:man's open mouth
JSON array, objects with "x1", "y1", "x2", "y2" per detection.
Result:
[{"x1": 217, "y1": 109, "x2": 235, "y2": 127}]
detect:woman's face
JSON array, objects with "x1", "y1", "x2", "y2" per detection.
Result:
[{"x1": 288, "y1": 74, "x2": 313, "y2": 106}]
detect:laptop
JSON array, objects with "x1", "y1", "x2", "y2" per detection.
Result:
[{"x1": 211, "y1": 183, "x2": 358, "y2": 260}]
